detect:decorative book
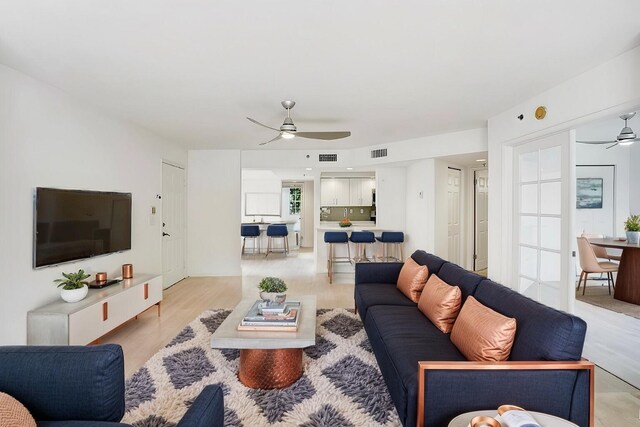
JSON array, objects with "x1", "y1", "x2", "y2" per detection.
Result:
[{"x1": 237, "y1": 300, "x2": 301, "y2": 331}]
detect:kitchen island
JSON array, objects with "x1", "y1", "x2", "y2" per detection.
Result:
[{"x1": 314, "y1": 222, "x2": 386, "y2": 275}]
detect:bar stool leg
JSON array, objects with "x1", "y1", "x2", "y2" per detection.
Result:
[{"x1": 242, "y1": 237, "x2": 246, "y2": 255}]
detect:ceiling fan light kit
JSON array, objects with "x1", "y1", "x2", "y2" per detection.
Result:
[
  {"x1": 576, "y1": 112, "x2": 639, "y2": 149},
  {"x1": 247, "y1": 100, "x2": 352, "y2": 146}
]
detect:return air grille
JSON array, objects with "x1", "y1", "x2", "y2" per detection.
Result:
[
  {"x1": 371, "y1": 148, "x2": 388, "y2": 158},
  {"x1": 319, "y1": 154, "x2": 338, "y2": 162}
]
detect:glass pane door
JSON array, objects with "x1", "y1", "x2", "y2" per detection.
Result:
[{"x1": 514, "y1": 133, "x2": 572, "y2": 311}]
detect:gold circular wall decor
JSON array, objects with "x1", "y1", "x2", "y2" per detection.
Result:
[{"x1": 535, "y1": 106, "x2": 547, "y2": 120}]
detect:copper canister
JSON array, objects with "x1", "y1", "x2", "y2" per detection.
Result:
[
  {"x1": 122, "y1": 264, "x2": 133, "y2": 279},
  {"x1": 95, "y1": 272, "x2": 108, "y2": 283}
]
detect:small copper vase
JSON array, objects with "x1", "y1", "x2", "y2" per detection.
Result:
[
  {"x1": 122, "y1": 264, "x2": 133, "y2": 279},
  {"x1": 95, "y1": 272, "x2": 108, "y2": 283}
]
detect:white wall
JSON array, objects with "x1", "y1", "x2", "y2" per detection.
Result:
[
  {"x1": 404, "y1": 159, "x2": 436, "y2": 255},
  {"x1": 375, "y1": 167, "x2": 406, "y2": 231},
  {"x1": 241, "y1": 169, "x2": 282, "y2": 222},
  {"x1": 0, "y1": 64, "x2": 187, "y2": 344},
  {"x1": 488, "y1": 45, "x2": 640, "y2": 284},
  {"x1": 630, "y1": 144, "x2": 640, "y2": 215},
  {"x1": 575, "y1": 144, "x2": 630, "y2": 237},
  {"x1": 187, "y1": 150, "x2": 241, "y2": 276}
]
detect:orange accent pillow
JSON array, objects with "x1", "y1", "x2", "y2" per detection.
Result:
[
  {"x1": 396, "y1": 257, "x2": 429, "y2": 302},
  {"x1": 417, "y1": 274, "x2": 462, "y2": 333},
  {"x1": 0, "y1": 392, "x2": 36, "y2": 427},
  {"x1": 450, "y1": 296, "x2": 517, "y2": 361}
]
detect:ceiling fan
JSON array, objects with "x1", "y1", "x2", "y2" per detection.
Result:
[
  {"x1": 247, "y1": 100, "x2": 351, "y2": 145},
  {"x1": 576, "y1": 112, "x2": 640, "y2": 149}
]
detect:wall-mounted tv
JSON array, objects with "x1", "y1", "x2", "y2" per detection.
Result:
[{"x1": 34, "y1": 188, "x2": 132, "y2": 268}]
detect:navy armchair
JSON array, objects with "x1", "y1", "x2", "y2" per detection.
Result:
[{"x1": 0, "y1": 344, "x2": 224, "y2": 427}]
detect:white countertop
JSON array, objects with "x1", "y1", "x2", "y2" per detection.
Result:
[{"x1": 316, "y1": 222, "x2": 383, "y2": 231}]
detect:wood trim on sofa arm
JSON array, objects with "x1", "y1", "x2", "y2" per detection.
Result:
[{"x1": 417, "y1": 360, "x2": 595, "y2": 427}]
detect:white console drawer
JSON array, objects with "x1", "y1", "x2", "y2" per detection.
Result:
[{"x1": 68, "y1": 302, "x2": 105, "y2": 345}]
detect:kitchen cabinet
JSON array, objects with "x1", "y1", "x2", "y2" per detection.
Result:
[
  {"x1": 321, "y1": 179, "x2": 350, "y2": 206},
  {"x1": 349, "y1": 178, "x2": 375, "y2": 206}
]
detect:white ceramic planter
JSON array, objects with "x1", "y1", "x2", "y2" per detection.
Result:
[
  {"x1": 626, "y1": 231, "x2": 640, "y2": 245},
  {"x1": 259, "y1": 291, "x2": 287, "y2": 305},
  {"x1": 61, "y1": 285, "x2": 89, "y2": 303}
]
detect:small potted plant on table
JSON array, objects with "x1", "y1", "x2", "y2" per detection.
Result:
[
  {"x1": 258, "y1": 277, "x2": 287, "y2": 305},
  {"x1": 54, "y1": 269, "x2": 90, "y2": 303},
  {"x1": 625, "y1": 214, "x2": 640, "y2": 244}
]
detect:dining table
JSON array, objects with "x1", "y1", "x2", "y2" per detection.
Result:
[{"x1": 589, "y1": 238, "x2": 640, "y2": 305}]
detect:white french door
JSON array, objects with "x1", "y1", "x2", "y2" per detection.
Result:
[
  {"x1": 513, "y1": 132, "x2": 574, "y2": 311},
  {"x1": 162, "y1": 162, "x2": 187, "y2": 289},
  {"x1": 474, "y1": 169, "x2": 489, "y2": 271},
  {"x1": 447, "y1": 168, "x2": 462, "y2": 265}
]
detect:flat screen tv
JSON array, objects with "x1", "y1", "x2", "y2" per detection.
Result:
[{"x1": 34, "y1": 187, "x2": 132, "y2": 268}]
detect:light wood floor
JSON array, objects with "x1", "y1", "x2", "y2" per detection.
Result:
[{"x1": 103, "y1": 249, "x2": 639, "y2": 426}]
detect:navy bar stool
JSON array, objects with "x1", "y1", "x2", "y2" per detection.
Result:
[
  {"x1": 350, "y1": 231, "x2": 376, "y2": 262},
  {"x1": 241, "y1": 224, "x2": 261, "y2": 254},
  {"x1": 324, "y1": 231, "x2": 351, "y2": 284},
  {"x1": 265, "y1": 224, "x2": 289, "y2": 257},
  {"x1": 376, "y1": 231, "x2": 404, "y2": 262}
]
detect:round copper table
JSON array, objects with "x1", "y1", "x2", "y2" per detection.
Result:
[
  {"x1": 590, "y1": 238, "x2": 640, "y2": 305},
  {"x1": 238, "y1": 348, "x2": 303, "y2": 389}
]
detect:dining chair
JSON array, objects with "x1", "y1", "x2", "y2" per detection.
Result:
[
  {"x1": 576, "y1": 237, "x2": 618, "y2": 295},
  {"x1": 581, "y1": 233, "x2": 622, "y2": 262}
]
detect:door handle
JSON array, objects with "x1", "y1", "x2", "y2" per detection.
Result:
[{"x1": 163, "y1": 232, "x2": 171, "y2": 237}]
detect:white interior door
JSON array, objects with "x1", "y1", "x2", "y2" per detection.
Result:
[
  {"x1": 474, "y1": 169, "x2": 489, "y2": 271},
  {"x1": 162, "y1": 162, "x2": 187, "y2": 289},
  {"x1": 514, "y1": 132, "x2": 573, "y2": 311},
  {"x1": 447, "y1": 168, "x2": 462, "y2": 264}
]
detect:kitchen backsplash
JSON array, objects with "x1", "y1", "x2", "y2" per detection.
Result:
[{"x1": 320, "y1": 206, "x2": 373, "y2": 221}]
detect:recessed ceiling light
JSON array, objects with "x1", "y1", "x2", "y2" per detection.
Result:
[
  {"x1": 475, "y1": 159, "x2": 487, "y2": 162},
  {"x1": 305, "y1": 167, "x2": 312, "y2": 171},
  {"x1": 347, "y1": 167, "x2": 353, "y2": 170}
]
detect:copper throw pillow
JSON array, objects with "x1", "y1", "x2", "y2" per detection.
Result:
[
  {"x1": 450, "y1": 296, "x2": 517, "y2": 361},
  {"x1": 0, "y1": 392, "x2": 36, "y2": 427},
  {"x1": 396, "y1": 257, "x2": 429, "y2": 302},
  {"x1": 417, "y1": 274, "x2": 462, "y2": 333}
]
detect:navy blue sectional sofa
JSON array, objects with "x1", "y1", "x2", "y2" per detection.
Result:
[
  {"x1": 0, "y1": 344, "x2": 224, "y2": 427},
  {"x1": 355, "y1": 250, "x2": 594, "y2": 427}
]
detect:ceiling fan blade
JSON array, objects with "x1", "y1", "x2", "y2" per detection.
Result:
[
  {"x1": 605, "y1": 142, "x2": 619, "y2": 149},
  {"x1": 295, "y1": 131, "x2": 351, "y2": 140},
  {"x1": 247, "y1": 117, "x2": 280, "y2": 132},
  {"x1": 259, "y1": 135, "x2": 282, "y2": 146},
  {"x1": 575, "y1": 140, "x2": 617, "y2": 145}
]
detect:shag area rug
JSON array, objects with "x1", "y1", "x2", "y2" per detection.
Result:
[{"x1": 123, "y1": 308, "x2": 401, "y2": 427}]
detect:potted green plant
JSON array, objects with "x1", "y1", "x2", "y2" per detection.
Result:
[
  {"x1": 258, "y1": 276, "x2": 287, "y2": 305},
  {"x1": 54, "y1": 269, "x2": 91, "y2": 303},
  {"x1": 625, "y1": 214, "x2": 640, "y2": 244}
]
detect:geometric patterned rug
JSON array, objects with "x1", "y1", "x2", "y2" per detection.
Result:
[{"x1": 122, "y1": 308, "x2": 402, "y2": 427}]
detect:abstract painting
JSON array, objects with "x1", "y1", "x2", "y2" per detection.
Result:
[{"x1": 576, "y1": 178, "x2": 603, "y2": 209}]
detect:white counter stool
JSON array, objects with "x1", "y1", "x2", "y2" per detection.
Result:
[
  {"x1": 265, "y1": 224, "x2": 289, "y2": 257},
  {"x1": 350, "y1": 231, "x2": 376, "y2": 263},
  {"x1": 324, "y1": 231, "x2": 351, "y2": 284},
  {"x1": 376, "y1": 231, "x2": 404, "y2": 262}
]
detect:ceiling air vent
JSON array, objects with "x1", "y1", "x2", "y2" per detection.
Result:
[
  {"x1": 319, "y1": 154, "x2": 338, "y2": 162},
  {"x1": 371, "y1": 148, "x2": 388, "y2": 159}
]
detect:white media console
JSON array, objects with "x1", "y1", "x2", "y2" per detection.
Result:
[{"x1": 27, "y1": 273, "x2": 162, "y2": 345}]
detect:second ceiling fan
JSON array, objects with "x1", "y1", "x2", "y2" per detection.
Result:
[
  {"x1": 247, "y1": 100, "x2": 351, "y2": 146},
  {"x1": 576, "y1": 112, "x2": 640, "y2": 149}
]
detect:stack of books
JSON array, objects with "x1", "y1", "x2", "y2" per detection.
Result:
[{"x1": 237, "y1": 301, "x2": 301, "y2": 332}]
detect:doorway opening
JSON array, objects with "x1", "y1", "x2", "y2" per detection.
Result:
[{"x1": 473, "y1": 169, "x2": 488, "y2": 273}]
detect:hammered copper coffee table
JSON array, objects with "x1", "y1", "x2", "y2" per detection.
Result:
[{"x1": 210, "y1": 295, "x2": 316, "y2": 389}]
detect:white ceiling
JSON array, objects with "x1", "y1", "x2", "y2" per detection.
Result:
[{"x1": 1, "y1": 1, "x2": 639, "y2": 150}]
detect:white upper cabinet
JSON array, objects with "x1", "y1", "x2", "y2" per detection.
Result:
[
  {"x1": 349, "y1": 178, "x2": 375, "y2": 206},
  {"x1": 321, "y1": 178, "x2": 351, "y2": 206}
]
